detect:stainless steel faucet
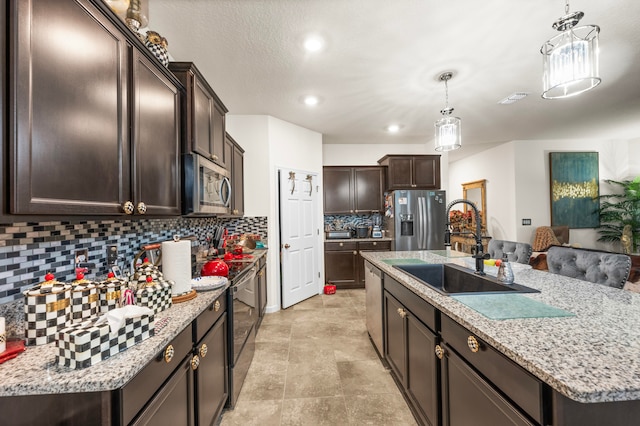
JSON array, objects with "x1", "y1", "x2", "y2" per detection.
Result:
[{"x1": 445, "y1": 199, "x2": 488, "y2": 275}]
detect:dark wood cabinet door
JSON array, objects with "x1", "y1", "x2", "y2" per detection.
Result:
[
  {"x1": 132, "y1": 50, "x2": 181, "y2": 215},
  {"x1": 357, "y1": 241, "x2": 391, "y2": 286},
  {"x1": 195, "y1": 313, "x2": 228, "y2": 426},
  {"x1": 353, "y1": 167, "x2": 385, "y2": 212},
  {"x1": 323, "y1": 167, "x2": 353, "y2": 214},
  {"x1": 9, "y1": 0, "x2": 131, "y2": 215},
  {"x1": 192, "y1": 78, "x2": 214, "y2": 159},
  {"x1": 413, "y1": 156, "x2": 441, "y2": 189},
  {"x1": 441, "y1": 344, "x2": 534, "y2": 426},
  {"x1": 258, "y1": 264, "x2": 268, "y2": 321},
  {"x1": 212, "y1": 101, "x2": 226, "y2": 167},
  {"x1": 230, "y1": 136, "x2": 244, "y2": 216},
  {"x1": 406, "y1": 314, "x2": 439, "y2": 426},
  {"x1": 384, "y1": 291, "x2": 407, "y2": 383},
  {"x1": 132, "y1": 356, "x2": 195, "y2": 426},
  {"x1": 385, "y1": 157, "x2": 414, "y2": 190},
  {"x1": 324, "y1": 243, "x2": 358, "y2": 288}
]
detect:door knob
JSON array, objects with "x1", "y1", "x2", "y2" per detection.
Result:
[{"x1": 284, "y1": 244, "x2": 290, "y2": 249}]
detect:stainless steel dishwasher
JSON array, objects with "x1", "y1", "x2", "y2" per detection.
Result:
[{"x1": 365, "y1": 260, "x2": 383, "y2": 355}]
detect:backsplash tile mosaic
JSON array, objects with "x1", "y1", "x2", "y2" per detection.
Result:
[{"x1": 0, "y1": 216, "x2": 267, "y2": 337}]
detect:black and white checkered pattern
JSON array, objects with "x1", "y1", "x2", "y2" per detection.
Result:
[
  {"x1": 56, "y1": 314, "x2": 154, "y2": 369},
  {"x1": 98, "y1": 279, "x2": 125, "y2": 313},
  {"x1": 145, "y1": 42, "x2": 169, "y2": 67},
  {"x1": 70, "y1": 286, "x2": 99, "y2": 323},
  {"x1": 24, "y1": 286, "x2": 71, "y2": 346},
  {"x1": 136, "y1": 280, "x2": 172, "y2": 314}
]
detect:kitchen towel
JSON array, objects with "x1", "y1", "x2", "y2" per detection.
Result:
[{"x1": 162, "y1": 238, "x2": 192, "y2": 296}]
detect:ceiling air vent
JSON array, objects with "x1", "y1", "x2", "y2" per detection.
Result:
[{"x1": 498, "y1": 92, "x2": 529, "y2": 105}]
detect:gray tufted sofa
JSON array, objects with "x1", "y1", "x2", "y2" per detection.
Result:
[
  {"x1": 487, "y1": 239, "x2": 533, "y2": 264},
  {"x1": 546, "y1": 246, "x2": 632, "y2": 288}
]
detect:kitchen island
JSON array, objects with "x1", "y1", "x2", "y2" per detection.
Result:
[{"x1": 363, "y1": 249, "x2": 640, "y2": 426}]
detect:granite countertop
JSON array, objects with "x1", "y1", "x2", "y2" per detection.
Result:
[
  {"x1": 324, "y1": 237, "x2": 392, "y2": 243},
  {"x1": 361, "y1": 249, "x2": 640, "y2": 404},
  {"x1": 0, "y1": 251, "x2": 266, "y2": 398}
]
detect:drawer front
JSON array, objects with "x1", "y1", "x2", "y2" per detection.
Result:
[
  {"x1": 122, "y1": 326, "x2": 193, "y2": 425},
  {"x1": 325, "y1": 241, "x2": 357, "y2": 251},
  {"x1": 359, "y1": 241, "x2": 391, "y2": 251},
  {"x1": 441, "y1": 315, "x2": 544, "y2": 424},
  {"x1": 194, "y1": 292, "x2": 227, "y2": 343},
  {"x1": 384, "y1": 275, "x2": 437, "y2": 332}
]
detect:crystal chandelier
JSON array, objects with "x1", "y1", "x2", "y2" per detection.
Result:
[
  {"x1": 540, "y1": 0, "x2": 600, "y2": 99},
  {"x1": 434, "y1": 72, "x2": 461, "y2": 152}
]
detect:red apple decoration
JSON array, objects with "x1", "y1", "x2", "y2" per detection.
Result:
[{"x1": 201, "y1": 259, "x2": 229, "y2": 277}]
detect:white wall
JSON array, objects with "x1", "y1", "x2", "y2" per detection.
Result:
[
  {"x1": 450, "y1": 138, "x2": 637, "y2": 250},
  {"x1": 226, "y1": 115, "x2": 324, "y2": 313}
]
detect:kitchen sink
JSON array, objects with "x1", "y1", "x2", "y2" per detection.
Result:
[{"x1": 393, "y1": 263, "x2": 540, "y2": 295}]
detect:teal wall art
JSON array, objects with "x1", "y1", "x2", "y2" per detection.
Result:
[{"x1": 549, "y1": 152, "x2": 600, "y2": 228}]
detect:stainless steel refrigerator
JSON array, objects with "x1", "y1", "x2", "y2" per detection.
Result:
[{"x1": 384, "y1": 190, "x2": 447, "y2": 251}]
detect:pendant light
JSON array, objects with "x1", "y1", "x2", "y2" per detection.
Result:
[
  {"x1": 540, "y1": 0, "x2": 600, "y2": 99},
  {"x1": 434, "y1": 72, "x2": 461, "y2": 152}
]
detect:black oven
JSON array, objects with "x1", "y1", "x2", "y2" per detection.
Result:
[{"x1": 226, "y1": 262, "x2": 257, "y2": 408}]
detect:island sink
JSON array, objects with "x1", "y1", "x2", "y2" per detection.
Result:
[{"x1": 393, "y1": 262, "x2": 540, "y2": 295}]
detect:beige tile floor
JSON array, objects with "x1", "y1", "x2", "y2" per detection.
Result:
[{"x1": 220, "y1": 289, "x2": 417, "y2": 426}]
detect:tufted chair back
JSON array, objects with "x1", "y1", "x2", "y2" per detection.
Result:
[
  {"x1": 487, "y1": 240, "x2": 533, "y2": 264},
  {"x1": 546, "y1": 246, "x2": 631, "y2": 289}
]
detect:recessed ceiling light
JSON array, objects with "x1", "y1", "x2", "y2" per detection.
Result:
[
  {"x1": 386, "y1": 124, "x2": 401, "y2": 133},
  {"x1": 302, "y1": 95, "x2": 321, "y2": 106},
  {"x1": 303, "y1": 36, "x2": 324, "y2": 52},
  {"x1": 498, "y1": 92, "x2": 529, "y2": 105}
]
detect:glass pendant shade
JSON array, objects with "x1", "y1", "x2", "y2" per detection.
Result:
[
  {"x1": 434, "y1": 115, "x2": 462, "y2": 152},
  {"x1": 541, "y1": 22, "x2": 600, "y2": 99}
]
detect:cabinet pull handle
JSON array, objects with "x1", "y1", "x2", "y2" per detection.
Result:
[
  {"x1": 191, "y1": 354, "x2": 200, "y2": 370},
  {"x1": 199, "y1": 343, "x2": 208, "y2": 358},
  {"x1": 214, "y1": 300, "x2": 221, "y2": 311},
  {"x1": 123, "y1": 201, "x2": 135, "y2": 215},
  {"x1": 137, "y1": 202, "x2": 147, "y2": 214},
  {"x1": 164, "y1": 344, "x2": 175, "y2": 363},
  {"x1": 397, "y1": 308, "x2": 407, "y2": 318},
  {"x1": 435, "y1": 344, "x2": 445, "y2": 360},
  {"x1": 467, "y1": 336, "x2": 480, "y2": 353}
]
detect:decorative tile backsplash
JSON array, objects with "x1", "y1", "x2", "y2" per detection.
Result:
[{"x1": 0, "y1": 216, "x2": 267, "y2": 314}]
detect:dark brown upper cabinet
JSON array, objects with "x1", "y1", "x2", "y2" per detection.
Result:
[
  {"x1": 8, "y1": 0, "x2": 181, "y2": 216},
  {"x1": 378, "y1": 155, "x2": 441, "y2": 190},
  {"x1": 323, "y1": 166, "x2": 385, "y2": 214},
  {"x1": 169, "y1": 62, "x2": 229, "y2": 169},
  {"x1": 225, "y1": 133, "x2": 244, "y2": 216}
]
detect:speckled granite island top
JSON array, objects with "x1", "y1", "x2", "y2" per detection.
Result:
[
  {"x1": 0, "y1": 251, "x2": 265, "y2": 398},
  {"x1": 361, "y1": 249, "x2": 640, "y2": 404}
]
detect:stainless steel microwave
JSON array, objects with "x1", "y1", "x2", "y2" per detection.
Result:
[{"x1": 183, "y1": 153, "x2": 231, "y2": 215}]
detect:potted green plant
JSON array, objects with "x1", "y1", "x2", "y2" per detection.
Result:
[{"x1": 597, "y1": 176, "x2": 640, "y2": 253}]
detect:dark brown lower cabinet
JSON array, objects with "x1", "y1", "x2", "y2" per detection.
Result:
[
  {"x1": 325, "y1": 240, "x2": 390, "y2": 289},
  {"x1": 132, "y1": 356, "x2": 195, "y2": 426},
  {"x1": 440, "y1": 344, "x2": 533, "y2": 426},
  {"x1": 256, "y1": 257, "x2": 268, "y2": 328},
  {"x1": 384, "y1": 275, "x2": 439, "y2": 426},
  {"x1": 194, "y1": 312, "x2": 228, "y2": 426}
]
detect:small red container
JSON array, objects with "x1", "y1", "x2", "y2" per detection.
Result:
[{"x1": 324, "y1": 284, "x2": 336, "y2": 295}]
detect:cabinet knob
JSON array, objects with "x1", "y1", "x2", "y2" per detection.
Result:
[
  {"x1": 164, "y1": 344, "x2": 175, "y2": 363},
  {"x1": 137, "y1": 202, "x2": 147, "y2": 214},
  {"x1": 212, "y1": 154, "x2": 219, "y2": 161},
  {"x1": 373, "y1": 242, "x2": 377, "y2": 246},
  {"x1": 191, "y1": 354, "x2": 200, "y2": 371},
  {"x1": 397, "y1": 308, "x2": 407, "y2": 318},
  {"x1": 339, "y1": 242, "x2": 344, "y2": 247},
  {"x1": 123, "y1": 201, "x2": 135, "y2": 215},
  {"x1": 467, "y1": 336, "x2": 480, "y2": 353},
  {"x1": 350, "y1": 210, "x2": 354, "y2": 213},
  {"x1": 233, "y1": 209, "x2": 239, "y2": 214},
  {"x1": 214, "y1": 300, "x2": 221, "y2": 311},
  {"x1": 199, "y1": 343, "x2": 208, "y2": 358},
  {"x1": 435, "y1": 344, "x2": 445, "y2": 360}
]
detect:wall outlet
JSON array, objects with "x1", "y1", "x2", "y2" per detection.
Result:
[
  {"x1": 107, "y1": 245, "x2": 118, "y2": 266},
  {"x1": 522, "y1": 219, "x2": 532, "y2": 226}
]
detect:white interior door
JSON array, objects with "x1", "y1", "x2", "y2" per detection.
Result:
[{"x1": 279, "y1": 169, "x2": 319, "y2": 309}]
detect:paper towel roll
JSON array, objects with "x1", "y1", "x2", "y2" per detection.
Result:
[
  {"x1": 0, "y1": 317, "x2": 5, "y2": 353},
  {"x1": 162, "y1": 240, "x2": 192, "y2": 296}
]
